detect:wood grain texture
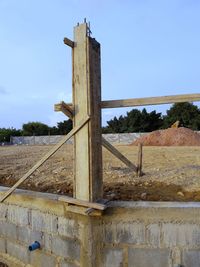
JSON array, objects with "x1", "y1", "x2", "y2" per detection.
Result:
[
  {"x1": 73, "y1": 23, "x2": 102, "y2": 202},
  {"x1": 58, "y1": 195, "x2": 106, "y2": 210},
  {"x1": 54, "y1": 101, "x2": 74, "y2": 119},
  {"x1": 137, "y1": 143, "x2": 143, "y2": 177},
  {"x1": 101, "y1": 94, "x2": 200, "y2": 108}
]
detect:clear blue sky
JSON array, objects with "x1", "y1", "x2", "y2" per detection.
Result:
[{"x1": 0, "y1": 0, "x2": 200, "y2": 128}]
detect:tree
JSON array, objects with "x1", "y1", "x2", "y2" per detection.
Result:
[
  {"x1": 49, "y1": 126, "x2": 59, "y2": 135},
  {"x1": 163, "y1": 102, "x2": 200, "y2": 130},
  {"x1": 22, "y1": 122, "x2": 49, "y2": 136},
  {"x1": 0, "y1": 128, "x2": 21, "y2": 142},
  {"x1": 56, "y1": 119, "x2": 72, "y2": 135},
  {"x1": 103, "y1": 108, "x2": 163, "y2": 133}
]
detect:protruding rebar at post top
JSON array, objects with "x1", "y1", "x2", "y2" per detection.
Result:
[{"x1": 28, "y1": 241, "x2": 40, "y2": 251}]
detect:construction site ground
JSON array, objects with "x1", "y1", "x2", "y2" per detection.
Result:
[{"x1": 0, "y1": 144, "x2": 200, "y2": 201}]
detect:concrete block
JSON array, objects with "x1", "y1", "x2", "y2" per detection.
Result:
[
  {"x1": 0, "y1": 238, "x2": 6, "y2": 253},
  {"x1": 146, "y1": 223, "x2": 160, "y2": 247},
  {"x1": 0, "y1": 203, "x2": 7, "y2": 220},
  {"x1": 7, "y1": 205, "x2": 30, "y2": 226},
  {"x1": 162, "y1": 223, "x2": 200, "y2": 247},
  {"x1": 7, "y1": 240, "x2": 30, "y2": 264},
  {"x1": 52, "y1": 236, "x2": 80, "y2": 261},
  {"x1": 31, "y1": 210, "x2": 58, "y2": 233},
  {"x1": 30, "y1": 250, "x2": 56, "y2": 267},
  {"x1": 102, "y1": 248, "x2": 123, "y2": 267},
  {"x1": 60, "y1": 260, "x2": 79, "y2": 267},
  {"x1": 104, "y1": 222, "x2": 145, "y2": 244},
  {"x1": 58, "y1": 217, "x2": 79, "y2": 239},
  {"x1": 183, "y1": 250, "x2": 200, "y2": 267},
  {"x1": 17, "y1": 226, "x2": 43, "y2": 245},
  {"x1": 171, "y1": 247, "x2": 181, "y2": 266},
  {"x1": 44, "y1": 233, "x2": 52, "y2": 252},
  {"x1": 0, "y1": 221, "x2": 17, "y2": 239},
  {"x1": 128, "y1": 248, "x2": 170, "y2": 267}
]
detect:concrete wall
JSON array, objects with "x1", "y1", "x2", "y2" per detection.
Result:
[
  {"x1": 11, "y1": 133, "x2": 146, "y2": 146},
  {"x1": 0, "y1": 187, "x2": 200, "y2": 267},
  {"x1": 10, "y1": 136, "x2": 73, "y2": 146}
]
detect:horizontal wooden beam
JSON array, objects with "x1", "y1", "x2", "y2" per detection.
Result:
[
  {"x1": 54, "y1": 101, "x2": 74, "y2": 119},
  {"x1": 0, "y1": 116, "x2": 90, "y2": 203},
  {"x1": 101, "y1": 93, "x2": 200, "y2": 109},
  {"x1": 63, "y1": 37, "x2": 74, "y2": 48},
  {"x1": 102, "y1": 137, "x2": 140, "y2": 174},
  {"x1": 58, "y1": 195, "x2": 106, "y2": 210}
]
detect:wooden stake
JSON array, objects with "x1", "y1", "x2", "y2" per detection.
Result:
[
  {"x1": 137, "y1": 143, "x2": 143, "y2": 177},
  {"x1": 0, "y1": 116, "x2": 90, "y2": 203}
]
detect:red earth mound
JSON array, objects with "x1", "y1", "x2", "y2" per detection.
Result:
[{"x1": 132, "y1": 127, "x2": 200, "y2": 146}]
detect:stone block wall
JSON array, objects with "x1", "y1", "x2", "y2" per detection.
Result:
[
  {"x1": 0, "y1": 188, "x2": 82, "y2": 267},
  {"x1": 0, "y1": 188, "x2": 200, "y2": 267},
  {"x1": 10, "y1": 133, "x2": 146, "y2": 146},
  {"x1": 100, "y1": 202, "x2": 200, "y2": 267}
]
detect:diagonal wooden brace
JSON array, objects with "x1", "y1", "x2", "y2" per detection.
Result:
[
  {"x1": 54, "y1": 101, "x2": 74, "y2": 119},
  {"x1": 0, "y1": 116, "x2": 90, "y2": 203},
  {"x1": 102, "y1": 137, "x2": 144, "y2": 175}
]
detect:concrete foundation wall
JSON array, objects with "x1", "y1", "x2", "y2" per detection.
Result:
[{"x1": 0, "y1": 187, "x2": 200, "y2": 267}]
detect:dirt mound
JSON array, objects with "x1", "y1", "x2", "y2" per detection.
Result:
[{"x1": 132, "y1": 127, "x2": 200, "y2": 146}]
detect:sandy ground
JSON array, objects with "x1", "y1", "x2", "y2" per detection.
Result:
[{"x1": 0, "y1": 144, "x2": 200, "y2": 201}]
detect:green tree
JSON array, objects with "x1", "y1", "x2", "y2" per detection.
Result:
[
  {"x1": 22, "y1": 122, "x2": 49, "y2": 136},
  {"x1": 0, "y1": 128, "x2": 21, "y2": 142},
  {"x1": 49, "y1": 126, "x2": 59, "y2": 135},
  {"x1": 163, "y1": 102, "x2": 200, "y2": 130},
  {"x1": 103, "y1": 108, "x2": 163, "y2": 133},
  {"x1": 56, "y1": 119, "x2": 72, "y2": 135}
]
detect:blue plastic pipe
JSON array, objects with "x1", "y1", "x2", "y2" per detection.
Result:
[{"x1": 28, "y1": 241, "x2": 40, "y2": 251}]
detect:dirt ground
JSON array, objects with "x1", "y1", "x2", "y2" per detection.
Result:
[{"x1": 0, "y1": 144, "x2": 200, "y2": 201}]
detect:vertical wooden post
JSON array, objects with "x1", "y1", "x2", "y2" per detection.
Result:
[
  {"x1": 137, "y1": 143, "x2": 143, "y2": 177},
  {"x1": 72, "y1": 22, "x2": 102, "y2": 202}
]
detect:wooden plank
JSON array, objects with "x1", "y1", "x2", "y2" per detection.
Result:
[
  {"x1": 101, "y1": 93, "x2": 200, "y2": 109},
  {"x1": 0, "y1": 116, "x2": 90, "y2": 203},
  {"x1": 73, "y1": 23, "x2": 102, "y2": 202},
  {"x1": 102, "y1": 137, "x2": 139, "y2": 173},
  {"x1": 87, "y1": 34, "x2": 103, "y2": 201},
  {"x1": 54, "y1": 101, "x2": 74, "y2": 119},
  {"x1": 66, "y1": 205, "x2": 103, "y2": 216},
  {"x1": 85, "y1": 199, "x2": 110, "y2": 215},
  {"x1": 58, "y1": 195, "x2": 106, "y2": 210},
  {"x1": 137, "y1": 143, "x2": 143, "y2": 177},
  {"x1": 63, "y1": 37, "x2": 74, "y2": 48}
]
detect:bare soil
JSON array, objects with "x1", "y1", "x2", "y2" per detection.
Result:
[
  {"x1": 132, "y1": 127, "x2": 200, "y2": 146},
  {"x1": 0, "y1": 144, "x2": 200, "y2": 201}
]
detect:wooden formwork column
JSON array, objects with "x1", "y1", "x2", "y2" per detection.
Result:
[{"x1": 73, "y1": 22, "x2": 102, "y2": 202}]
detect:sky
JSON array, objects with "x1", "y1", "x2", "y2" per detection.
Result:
[{"x1": 0, "y1": 0, "x2": 200, "y2": 129}]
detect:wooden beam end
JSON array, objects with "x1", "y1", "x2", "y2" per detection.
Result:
[
  {"x1": 54, "y1": 103, "x2": 62, "y2": 112},
  {"x1": 63, "y1": 37, "x2": 74, "y2": 48}
]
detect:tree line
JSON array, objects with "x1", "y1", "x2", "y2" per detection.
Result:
[
  {"x1": 0, "y1": 120, "x2": 72, "y2": 142},
  {"x1": 1, "y1": 102, "x2": 200, "y2": 142},
  {"x1": 102, "y1": 102, "x2": 200, "y2": 133}
]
